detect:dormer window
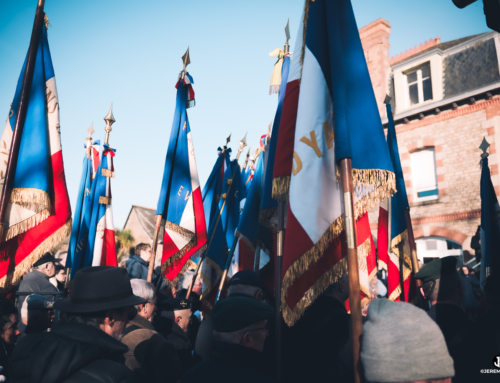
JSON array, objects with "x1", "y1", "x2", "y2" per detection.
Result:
[{"x1": 406, "y1": 63, "x2": 433, "y2": 106}]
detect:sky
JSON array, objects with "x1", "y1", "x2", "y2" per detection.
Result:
[{"x1": 0, "y1": 0, "x2": 490, "y2": 229}]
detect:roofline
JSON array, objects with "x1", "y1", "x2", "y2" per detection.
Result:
[
  {"x1": 390, "y1": 31, "x2": 496, "y2": 70},
  {"x1": 131, "y1": 204, "x2": 155, "y2": 211},
  {"x1": 382, "y1": 82, "x2": 500, "y2": 125},
  {"x1": 123, "y1": 204, "x2": 156, "y2": 231}
]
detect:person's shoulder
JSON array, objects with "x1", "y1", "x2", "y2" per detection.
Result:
[{"x1": 63, "y1": 359, "x2": 136, "y2": 383}]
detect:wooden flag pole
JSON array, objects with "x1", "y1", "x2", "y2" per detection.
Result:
[
  {"x1": 340, "y1": 158, "x2": 363, "y2": 383},
  {"x1": 0, "y1": 0, "x2": 46, "y2": 242},
  {"x1": 275, "y1": 199, "x2": 285, "y2": 382},
  {"x1": 148, "y1": 48, "x2": 190, "y2": 283}
]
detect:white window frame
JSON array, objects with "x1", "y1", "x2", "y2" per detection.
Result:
[
  {"x1": 404, "y1": 62, "x2": 432, "y2": 108},
  {"x1": 416, "y1": 237, "x2": 463, "y2": 265},
  {"x1": 410, "y1": 148, "x2": 439, "y2": 202}
]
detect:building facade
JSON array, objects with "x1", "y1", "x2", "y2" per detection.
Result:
[{"x1": 360, "y1": 19, "x2": 500, "y2": 265}]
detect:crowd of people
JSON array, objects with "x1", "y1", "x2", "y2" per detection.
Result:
[{"x1": 0, "y1": 242, "x2": 499, "y2": 382}]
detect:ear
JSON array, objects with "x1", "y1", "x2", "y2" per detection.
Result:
[
  {"x1": 140, "y1": 303, "x2": 147, "y2": 314},
  {"x1": 104, "y1": 309, "x2": 115, "y2": 326},
  {"x1": 255, "y1": 290, "x2": 264, "y2": 301},
  {"x1": 419, "y1": 287, "x2": 427, "y2": 300},
  {"x1": 241, "y1": 331, "x2": 252, "y2": 346},
  {"x1": 176, "y1": 315, "x2": 182, "y2": 325}
]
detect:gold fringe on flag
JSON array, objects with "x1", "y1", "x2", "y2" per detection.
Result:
[
  {"x1": 0, "y1": 218, "x2": 72, "y2": 292},
  {"x1": 258, "y1": 208, "x2": 277, "y2": 231},
  {"x1": 271, "y1": 176, "x2": 290, "y2": 201},
  {"x1": 386, "y1": 229, "x2": 413, "y2": 302},
  {"x1": 165, "y1": 221, "x2": 195, "y2": 242},
  {"x1": 199, "y1": 255, "x2": 224, "y2": 301},
  {"x1": 161, "y1": 242, "x2": 206, "y2": 288},
  {"x1": 281, "y1": 168, "x2": 396, "y2": 326}
]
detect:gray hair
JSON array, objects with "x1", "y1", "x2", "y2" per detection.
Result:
[{"x1": 130, "y1": 279, "x2": 156, "y2": 310}]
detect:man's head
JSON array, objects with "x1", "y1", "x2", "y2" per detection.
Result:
[
  {"x1": 0, "y1": 298, "x2": 19, "y2": 345},
  {"x1": 211, "y1": 296, "x2": 273, "y2": 353},
  {"x1": 54, "y1": 266, "x2": 146, "y2": 340},
  {"x1": 135, "y1": 243, "x2": 152, "y2": 262},
  {"x1": 192, "y1": 276, "x2": 203, "y2": 296},
  {"x1": 323, "y1": 272, "x2": 349, "y2": 302},
  {"x1": 33, "y1": 253, "x2": 57, "y2": 278},
  {"x1": 415, "y1": 256, "x2": 462, "y2": 306},
  {"x1": 55, "y1": 265, "x2": 66, "y2": 283},
  {"x1": 160, "y1": 298, "x2": 192, "y2": 333},
  {"x1": 21, "y1": 294, "x2": 55, "y2": 331},
  {"x1": 227, "y1": 270, "x2": 265, "y2": 301},
  {"x1": 130, "y1": 279, "x2": 157, "y2": 322},
  {"x1": 361, "y1": 299, "x2": 454, "y2": 383}
]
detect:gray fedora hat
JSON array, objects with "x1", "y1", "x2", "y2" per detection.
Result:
[{"x1": 54, "y1": 266, "x2": 146, "y2": 313}]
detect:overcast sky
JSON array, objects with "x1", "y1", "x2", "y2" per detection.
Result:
[{"x1": 0, "y1": 0, "x2": 489, "y2": 228}]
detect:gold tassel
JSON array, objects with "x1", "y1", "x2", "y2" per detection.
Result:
[
  {"x1": 10, "y1": 188, "x2": 51, "y2": 212},
  {"x1": 165, "y1": 221, "x2": 195, "y2": 242},
  {"x1": 99, "y1": 196, "x2": 112, "y2": 205},
  {"x1": 272, "y1": 176, "x2": 290, "y2": 201},
  {"x1": 5, "y1": 209, "x2": 51, "y2": 241},
  {"x1": 0, "y1": 219, "x2": 72, "y2": 292}
]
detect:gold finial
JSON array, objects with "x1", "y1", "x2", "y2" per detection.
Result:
[
  {"x1": 103, "y1": 103, "x2": 115, "y2": 145},
  {"x1": 181, "y1": 47, "x2": 190, "y2": 80},
  {"x1": 284, "y1": 19, "x2": 290, "y2": 54},
  {"x1": 236, "y1": 133, "x2": 248, "y2": 161},
  {"x1": 44, "y1": 14, "x2": 51, "y2": 29},
  {"x1": 85, "y1": 122, "x2": 94, "y2": 158},
  {"x1": 479, "y1": 137, "x2": 490, "y2": 159}
]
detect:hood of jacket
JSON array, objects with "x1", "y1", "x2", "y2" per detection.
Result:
[{"x1": 11, "y1": 320, "x2": 129, "y2": 383}]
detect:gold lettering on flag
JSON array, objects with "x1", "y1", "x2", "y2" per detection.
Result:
[
  {"x1": 292, "y1": 152, "x2": 302, "y2": 175},
  {"x1": 99, "y1": 196, "x2": 112, "y2": 205},
  {"x1": 178, "y1": 185, "x2": 184, "y2": 196},
  {"x1": 300, "y1": 131, "x2": 322, "y2": 158},
  {"x1": 183, "y1": 122, "x2": 187, "y2": 130},
  {"x1": 323, "y1": 121, "x2": 334, "y2": 149},
  {"x1": 184, "y1": 190, "x2": 191, "y2": 201},
  {"x1": 85, "y1": 188, "x2": 90, "y2": 196}
]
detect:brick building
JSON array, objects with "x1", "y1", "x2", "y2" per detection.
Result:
[{"x1": 360, "y1": 19, "x2": 500, "y2": 265}]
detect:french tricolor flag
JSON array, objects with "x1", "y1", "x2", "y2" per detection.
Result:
[
  {"x1": 281, "y1": 0, "x2": 395, "y2": 326},
  {"x1": 157, "y1": 73, "x2": 207, "y2": 286}
]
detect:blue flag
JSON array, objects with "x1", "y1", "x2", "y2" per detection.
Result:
[
  {"x1": 67, "y1": 140, "x2": 100, "y2": 270},
  {"x1": 480, "y1": 155, "x2": 500, "y2": 287}
]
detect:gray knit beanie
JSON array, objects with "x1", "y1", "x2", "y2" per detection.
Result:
[{"x1": 361, "y1": 299, "x2": 454, "y2": 382}]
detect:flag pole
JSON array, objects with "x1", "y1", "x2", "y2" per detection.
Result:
[
  {"x1": 340, "y1": 158, "x2": 363, "y2": 383},
  {"x1": 148, "y1": 48, "x2": 190, "y2": 283},
  {"x1": 275, "y1": 21, "x2": 290, "y2": 382},
  {"x1": 214, "y1": 134, "x2": 247, "y2": 303},
  {"x1": 186, "y1": 134, "x2": 232, "y2": 299},
  {"x1": 0, "y1": 0, "x2": 46, "y2": 242},
  {"x1": 254, "y1": 245, "x2": 261, "y2": 272}
]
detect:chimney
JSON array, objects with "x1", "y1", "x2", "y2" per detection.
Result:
[{"x1": 359, "y1": 18, "x2": 391, "y2": 120}]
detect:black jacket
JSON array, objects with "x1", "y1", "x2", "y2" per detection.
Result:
[
  {"x1": 11, "y1": 321, "x2": 136, "y2": 383},
  {"x1": 181, "y1": 341, "x2": 276, "y2": 383},
  {"x1": 154, "y1": 316, "x2": 193, "y2": 374},
  {"x1": 282, "y1": 295, "x2": 353, "y2": 383},
  {"x1": 17, "y1": 270, "x2": 58, "y2": 309}
]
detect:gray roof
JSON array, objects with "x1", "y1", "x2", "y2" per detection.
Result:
[{"x1": 124, "y1": 205, "x2": 155, "y2": 240}]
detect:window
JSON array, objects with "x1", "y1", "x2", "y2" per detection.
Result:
[
  {"x1": 410, "y1": 148, "x2": 438, "y2": 201},
  {"x1": 406, "y1": 63, "x2": 433, "y2": 106},
  {"x1": 416, "y1": 237, "x2": 462, "y2": 265}
]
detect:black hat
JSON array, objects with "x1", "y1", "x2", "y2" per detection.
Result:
[
  {"x1": 54, "y1": 266, "x2": 146, "y2": 313},
  {"x1": 33, "y1": 253, "x2": 57, "y2": 267},
  {"x1": 414, "y1": 256, "x2": 458, "y2": 284},
  {"x1": 178, "y1": 289, "x2": 201, "y2": 312},
  {"x1": 160, "y1": 298, "x2": 192, "y2": 311},
  {"x1": 227, "y1": 270, "x2": 265, "y2": 290},
  {"x1": 211, "y1": 296, "x2": 274, "y2": 332}
]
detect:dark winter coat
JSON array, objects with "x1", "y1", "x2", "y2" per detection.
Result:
[
  {"x1": 121, "y1": 314, "x2": 182, "y2": 383},
  {"x1": 10, "y1": 320, "x2": 136, "y2": 383},
  {"x1": 181, "y1": 341, "x2": 276, "y2": 383},
  {"x1": 0, "y1": 341, "x2": 14, "y2": 383},
  {"x1": 460, "y1": 274, "x2": 480, "y2": 309},
  {"x1": 427, "y1": 303, "x2": 476, "y2": 383},
  {"x1": 17, "y1": 270, "x2": 58, "y2": 308},
  {"x1": 282, "y1": 295, "x2": 353, "y2": 383},
  {"x1": 154, "y1": 316, "x2": 193, "y2": 374},
  {"x1": 125, "y1": 256, "x2": 150, "y2": 281}
]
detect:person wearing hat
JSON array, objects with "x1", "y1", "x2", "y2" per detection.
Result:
[
  {"x1": 194, "y1": 270, "x2": 266, "y2": 361},
  {"x1": 361, "y1": 299, "x2": 454, "y2": 383},
  {"x1": 414, "y1": 256, "x2": 475, "y2": 383},
  {"x1": 0, "y1": 297, "x2": 20, "y2": 383},
  {"x1": 154, "y1": 298, "x2": 194, "y2": 374},
  {"x1": 16, "y1": 253, "x2": 58, "y2": 310},
  {"x1": 282, "y1": 272, "x2": 353, "y2": 383},
  {"x1": 121, "y1": 279, "x2": 182, "y2": 383},
  {"x1": 11, "y1": 266, "x2": 146, "y2": 383},
  {"x1": 181, "y1": 296, "x2": 276, "y2": 383},
  {"x1": 20, "y1": 294, "x2": 55, "y2": 336}
]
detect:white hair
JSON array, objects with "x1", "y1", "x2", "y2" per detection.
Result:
[{"x1": 130, "y1": 279, "x2": 156, "y2": 310}]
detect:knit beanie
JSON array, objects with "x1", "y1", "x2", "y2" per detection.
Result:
[{"x1": 361, "y1": 299, "x2": 454, "y2": 382}]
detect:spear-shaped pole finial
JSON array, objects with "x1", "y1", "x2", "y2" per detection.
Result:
[
  {"x1": 85, "y1": 122, "x2": 95, "y2": 158},
  {"x1": 103, "y1": 103, "x2": 115, "y2": 145},
  {"x1": 222, "y1": 133, "x2": 231, "y2": 153},
  {"x1": 181, "y1": 47, "x2": 190, "y2": 80},
  {"x1": 284, "y1": 19, "x2": 290, "y2": 54},
  {"x1": 480, "y1": 137, "x2": 490, "y2": 159},
  {"x1": 236, "y1": 133, "x2": 248, "y2": 161}
]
